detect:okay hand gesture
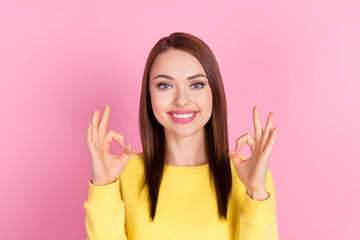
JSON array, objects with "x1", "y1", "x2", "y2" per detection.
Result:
[
  {"x1": 86, "y1": 104, "x2": 134, "y2": 186},
  {"x1": 228, "y1": 106, "x2": 279, "y2": 201}
]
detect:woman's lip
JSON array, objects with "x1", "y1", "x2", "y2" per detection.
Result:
[
  {"x1": 168, "y1": 112, "x2": 198, "y2": 123},
  {"x1": 168, "y1": 110, "x2": 197, "y2": 114}
]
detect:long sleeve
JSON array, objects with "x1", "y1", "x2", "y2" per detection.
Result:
[
  {"x1": 83, "y1": 178, "x2": 128, "y2": 240},
  {"x1": 82, "y1": 154, "x2": 280, "y2": 239},
  {"x1": 239, "y1": 169, "x2": 279, "y2": 240}
]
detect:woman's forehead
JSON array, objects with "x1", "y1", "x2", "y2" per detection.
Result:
[{"x1": 150, "y1": 50, "x2": 206, "y2": 78}]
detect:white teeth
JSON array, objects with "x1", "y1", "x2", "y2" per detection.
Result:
[{"x1": 172, "y1": 112, "x2": 195, "y2": 118}]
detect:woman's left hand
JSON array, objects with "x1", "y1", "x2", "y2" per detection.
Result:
[{"x1": 228, "y1": 106, "x2": 278, "y2": 201}]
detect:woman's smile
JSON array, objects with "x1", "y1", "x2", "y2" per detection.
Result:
[{"x1": 168, "y1": 111, "x2": 198, "y2": 124}]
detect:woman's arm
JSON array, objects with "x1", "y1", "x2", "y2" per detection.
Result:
[
  {"x1": 239, "y1": 169, "x2": 279, "y2": 240},
  {"x1": 83, "y1": 178, "x2": 129, "y2": 240}
]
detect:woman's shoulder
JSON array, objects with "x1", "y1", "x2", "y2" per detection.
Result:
[
  {"x1": 121, "y1": 152, "x2": 145, "y2": 178},
  {"x1": 130, "y1": 151, "x2": 144, "y2": 160}
]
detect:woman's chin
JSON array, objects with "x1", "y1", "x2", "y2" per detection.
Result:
[{"x1": 164, "y1": 127, "x2": 204, "y2": 138}]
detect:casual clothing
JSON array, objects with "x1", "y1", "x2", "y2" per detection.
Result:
[{"x1": 84, "y1": 152, "x2": 279, "y2": 239}]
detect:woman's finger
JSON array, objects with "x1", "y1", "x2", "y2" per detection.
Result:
[
  {"x1": 261, "y1": 112, "x2": 275, "y2": 151},
  {"x1": 86, "y1": 122, "x2": 96, "y2": 153},
  {"x1": 253, "y1": 106, "x2": 263, "y2": 142},
  {"x1": 92, "y1": 108, "x2": 100, "y2": 145},
  {"x1": 263, "y1": 127, "x2": 278, "y2": 157},
  {"x1": 104, "y1": 130, "x2": 126, "y2": 153},
  {"x1": 235, "y1": 132, "x2": 256, "y2": 153},
  {"x1": 99, "y1": 104, "x2": 111, "y2": 140},
  {"x1": 228, "y1": 149, "x2": 243, "y2": 165}
]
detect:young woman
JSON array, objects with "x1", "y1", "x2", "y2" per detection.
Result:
[{"x1": 84, "y1": 32, "x2": 279, "y2": 239}]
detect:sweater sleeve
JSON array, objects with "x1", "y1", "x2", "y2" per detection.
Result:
[
  {"x1": 83, "y1": 178, "x2": 128, "y2": 240},
  {"x1": 239, "y1": 169, "x2": 279, "y2": 240}
]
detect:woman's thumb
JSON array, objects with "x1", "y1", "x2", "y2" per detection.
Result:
[
  {"x1": 123, "y1": 143, "x2": 134, "y2": 156},
  {"x1": 228, "y1": 149, "x2": 242, "y2": 165}
]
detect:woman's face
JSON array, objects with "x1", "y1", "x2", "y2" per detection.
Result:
[{"x1": 149, "y1": 48, "x2": 213, "y2": 137}]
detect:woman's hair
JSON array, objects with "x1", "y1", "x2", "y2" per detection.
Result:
[{"x1": 139, "y1": 32, "x2": 231, "y2": 221}]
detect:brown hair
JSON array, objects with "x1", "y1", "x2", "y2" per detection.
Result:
[{"x1": 139, "y1": 32, "x2": 231, "y2": 221}]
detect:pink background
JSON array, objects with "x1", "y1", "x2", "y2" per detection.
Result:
[{"x1": 1, "y1": 0, "x2": 359, "y2": 239}]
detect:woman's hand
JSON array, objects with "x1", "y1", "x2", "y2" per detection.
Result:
[
  {"x1": 86, "y1": 104, "x2": 134, "y2": 186},
  {"x1": 228, "y1": 106, "x2": 278, "y2": 201}
]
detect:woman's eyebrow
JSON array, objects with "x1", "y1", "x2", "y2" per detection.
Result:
[{"x1": 152, "y1": 74, "x2": 207, "y2": 81}]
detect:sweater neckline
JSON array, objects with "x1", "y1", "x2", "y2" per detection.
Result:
[
  {"x1": 132, "y1": 152, "x2": 210, "y2": 173},
  {"x1": 164, "y1": 163, "x2": 209, "y2": 173}
]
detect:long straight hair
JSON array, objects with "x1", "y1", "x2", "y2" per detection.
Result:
[{"x1": 139, "y1": 32, "x2": 231, "y2": 222}]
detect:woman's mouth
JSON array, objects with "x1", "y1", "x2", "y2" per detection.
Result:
[
  {"x1": 168, "y1": 111, "x2": 198, "y2": 123},
  {"x1": 172, "y1": 112, "x2": 196, "y2": 118}
]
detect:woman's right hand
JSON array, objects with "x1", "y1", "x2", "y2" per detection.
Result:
[{"x1": 86, "y1": 104, "x2": 134, "y2": 186}]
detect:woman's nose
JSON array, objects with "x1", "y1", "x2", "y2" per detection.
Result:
[{"x1": 173, "y1": 87, "x2": 190, "y2": 106}]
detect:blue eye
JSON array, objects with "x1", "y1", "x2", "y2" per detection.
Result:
[
  {"x1": 157, "y1": 83, "x2": 171, "y2": 89},
  {"x1": 157, "y1": 82, "x2": 205, "y2": 90},
  {"x1": 191, "y1": 82, "x2": 204, "y2": 89}
]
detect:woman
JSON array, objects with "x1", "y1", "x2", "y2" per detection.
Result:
[{"x1": 84, "y1": 32, "x2": 279, "y2": 239}]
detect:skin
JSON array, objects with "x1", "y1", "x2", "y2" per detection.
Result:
[
  {"x1": 149, "y1": 48, "x2": 213, "y2": 166},
  {"x1": 86, "y1": 50, "x2": 279, "y2": 201},
  {"x1": 86, "y1": 104, "x2": 134, "y2": 186},
  {"x1": 228, "y1": 106, "x2": 279, "y2": 200}
]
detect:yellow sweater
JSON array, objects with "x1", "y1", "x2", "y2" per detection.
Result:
[{"x1": 84, "y1": 153, "x2": 279, "y2": 239}]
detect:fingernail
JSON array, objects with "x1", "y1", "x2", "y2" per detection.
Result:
[
  {"x1": 93, "y1": 107, "x2": 96, "y2": 111},
  {"x1": 123, "y1": 143, "x2": 126, "y2": 148},
  {"x1": 129, "y1": 144, "x2": 132, "y2": 149},
  {"x1": 104, "y1": 103, "x2": 107, "y2": 107},
  {"x1": 88, "y1": 121, "x2": 90, "y2": 125},
  {"x1": 257, "y1": 105, "x2": 260, "y2": 109}
]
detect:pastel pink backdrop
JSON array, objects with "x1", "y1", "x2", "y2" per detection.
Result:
[{"x1": 1, "y1": 0, "x2": 359, "y2": 239}]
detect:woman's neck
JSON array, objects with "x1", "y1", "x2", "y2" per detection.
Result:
[{"x1": 164, "y1": 127, "x2": 208, "y2": 166}]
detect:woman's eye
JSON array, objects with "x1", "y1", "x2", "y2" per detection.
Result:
[
  {"x1": 191, "y1": 82, "x2": 205, "y2": 89},
  {"x1": 157, "y1": 83, "x2": 171, "y2": 89},
  {"x1": 157, "y1": 82, "x2": 205, "y2": 90}
]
